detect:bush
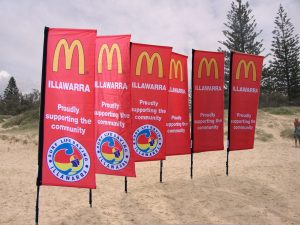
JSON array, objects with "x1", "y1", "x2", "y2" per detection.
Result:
[
  {"x1": 256, "y1": 128, "x2": 273, "y2": 142},
  {"x1": 280, "y1": 128, "x2": 294, "y2": 139}
]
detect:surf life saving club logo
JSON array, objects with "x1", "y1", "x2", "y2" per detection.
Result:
[
  {"x1": 96, "y1": 131, "x2": 130, "y2": 170},
  {"x1": 47, "y1": 137, "x2": 90, "y2": 182},
  {"x1": 133, "y1": 124, "x2": 163, "y2": 157}
]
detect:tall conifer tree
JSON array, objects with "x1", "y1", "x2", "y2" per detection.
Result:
[
  {"x1": 269, "y1": 4, "x2": 300, "y2": 101},
  {"x1": 2, "y1": 76, "x2": 21, "y2": 115},
  {"x1": 219, "y1": 0, "x2": 264, "y2": 89}
]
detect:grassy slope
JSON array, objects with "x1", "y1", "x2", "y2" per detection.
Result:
[{"x1": 1, "y1": 108, "x2": 39, "y2": 130}]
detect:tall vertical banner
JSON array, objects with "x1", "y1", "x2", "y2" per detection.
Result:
[
  {"x1": 229, "y1": 52, "x2": 264, "y2": 150},
  {"x1": 193, "y1": 50, "x2": 224, "y2": 152},
  {"x1": 38, "y1": 28, "x2": 97, "y2": 188},
  {"x1": 131, "y1": 43, "x2": 172, "y2": 162},
  {"x1": 166, "y1": 52, "x2": 190, "y2": 156},
  {"x1": 94, "y1": 35, "x2": 136, "y2": 177}
]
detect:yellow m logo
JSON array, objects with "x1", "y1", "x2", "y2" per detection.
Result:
[
  {"x1": 236, "y1": 60, "x2": 256, "y2": 81},
  {"x1": 97, "y1": 44, "x2": 122, "y2": 74},
  {"x1": 53, "y1": 39, "x2": 85, "y2": 75},
  {"x1": 135, "y1": 51, "x2": 163, "y2": 78},
  {"x1": 198, "y1": 58, "x2": 218, "y2": 79},
  {"x1": 169, "y1": 59, "x2": 183, "y2": 81}
]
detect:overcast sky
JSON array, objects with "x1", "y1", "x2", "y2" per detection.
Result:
[{"x1": 0, "y1": 0, "x2": 299, "y2": 94}]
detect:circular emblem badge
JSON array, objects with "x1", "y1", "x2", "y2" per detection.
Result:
[
  {"x1": 47, "y1": 137, "x2": 90, "y2": 182},
  {"x1": 133, "y1": 124, "x2": 163, "y2": 157},
  {"x1": 96, "y1": 131, "x2": 130, "y2": 170}
]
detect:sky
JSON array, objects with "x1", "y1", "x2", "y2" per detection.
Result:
[{"x1": 0, "y1": 0, "x2": 299, "y2": 94}]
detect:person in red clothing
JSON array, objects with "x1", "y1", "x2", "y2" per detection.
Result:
[{"x1": 294, "y1": 118, "x2": 300, "y2": 147}]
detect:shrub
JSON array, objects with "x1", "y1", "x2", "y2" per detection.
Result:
[
  {"x1": 280, "y1": 128, "x2": 294, "y2": 139},
  {"x1": 256, "y1": 128, "x2": 273, "y2": 142}
]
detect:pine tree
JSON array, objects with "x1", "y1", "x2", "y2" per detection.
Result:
[
  {"x1": 0, "y1": 94, "x2": 4, "y2": 114},
  {"x1": 269, "y1": 4, "x2": 300, "y2": 102},
  {"x1": 2, "y1": 76, "x2": 21, "y2": 115},
  {"x1": 219, "y1": 0, "x2": 264, "y2": 89}
]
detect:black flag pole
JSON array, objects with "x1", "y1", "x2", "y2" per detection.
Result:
[
  {"x1": 125, "y1": 176, "x2": 128, "y2": 193},
  {"x1": 89, "y1": 189, "x2": 92, "y2": 208},
  {"x1": 124, "y1": 42, "x2": 132, "y2": 194},
  {"x1": 35, "y1": 26, "x2": 49, "y2": 225},
  {"x1": 35, "y1": 184, "x2": 40, "y2": 225},
  {"x1": 190, "y1": 49, "x2": 195, "y2": 179},
  {"x1": 160, "y1": 160, "x2": 163, "y2": 183},
  {"x1": 226, "y1": 149, "x2": 230, "y2": 176},
  {"x1": 226, "y1": 52, "x2": 234, "y2": 176}
]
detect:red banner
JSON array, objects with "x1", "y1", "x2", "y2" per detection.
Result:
[
  {"x1": 94, "y1": 35, "x2": 136, "y2": 177},
  {"x1": 229, "y1": 52, "x2": 264, "y2": 150},
  {"x1": 166, "y1": 52, "x2": 190, "y2": 156},
  {"x1": 39, "y1": 28, "x2": 96, "y2": 188},
  {"x1": 193, "y1": 50, "x2": 224, "y2": 152},
  {"x1": 130, "y1": 43, "x2": 172, "y2": 162}
]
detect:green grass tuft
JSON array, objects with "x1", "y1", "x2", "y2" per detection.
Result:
[
  {"x1": 280, "y1": 128, "x2": 294, "y2": 139},
  {"x1": 256, "y1": 128, "x2": 273, "y2": 142}
]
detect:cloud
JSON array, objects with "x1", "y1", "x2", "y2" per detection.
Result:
[{"x1": 0, "y1": 70, "x2": 11, "y2": 95}]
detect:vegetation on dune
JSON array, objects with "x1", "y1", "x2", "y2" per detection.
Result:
[
  {"x1": 261, "y1": 107, "x2": 300, "y2": 115},
  {"x1": 0, "y1": 115, "x2": 11, "y2": 123},
  {"x1": 0, "y1": 77, "x2": 40, "y2": 116},
  {"x1": 256, "y1": 128, "x2": 274, "y2": 142},
  {"x1": 280, "y1": 128, "x2": 294, "y2": 139},
  {"x1": 0, "y1": 76, "x2": 40, "y2": 130},
  {"x1": 1, "y1": 108, "x2": 39, "y2": 130}
]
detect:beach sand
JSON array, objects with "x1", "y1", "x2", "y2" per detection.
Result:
[{"x1": 0, "y1": 110, "x2": 300, "y2": 225}]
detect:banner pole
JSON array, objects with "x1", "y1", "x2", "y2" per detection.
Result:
[
  {"x1": 35, "y1": 26, "x2": 49, "y2": 225},
  {"x1": 226, "y1": 52, "x2": 234, "y2": 176},
  {"x1": 226, "y1": 149, "x2": 230, "y2": 176},
  {"x1": 125, "y1": 42, "x2": 131, "y2": 194},
  {"x1": 191, "y1": 150, "x2": 193, "y2": 179},
  {"x1": 89, "y1": 189, "x2": 92, "y2": 208},
  {"x1": 190, "y1": 49, "x2": 195, "y2": 179},
  {"x1": 35, "y1": 185, "x2": 40, "y2": 225},
  {"x1": 160, "y1": 160, "x2": 163, "y2": 183}
]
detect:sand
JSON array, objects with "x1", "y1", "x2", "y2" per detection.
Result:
[{"x1": 0, "y1": 110, "x2": 300, "y2": 225}]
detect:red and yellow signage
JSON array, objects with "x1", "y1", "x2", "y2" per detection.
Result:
[
  {"x1": 94, "y1": 35, "x2": 136, "y2": 177},
  {"x1": 166, "y1": 52, "x2": 190, "y2": 156},
  {"x1": 130, "y1": 43, "x2": 172, "y2": 162},
  {"x1": 229, "y1": 52, "x2": 264, "y2": 150},
  {"x1": 39, "y1": 28, "x2": 96, "y2": 188},
  {"x1": 193, "y1": 50, "x2": 224, "y2": 152}
]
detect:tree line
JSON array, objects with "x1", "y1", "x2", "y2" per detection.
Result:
[
  {"x1": 219, "y1": 0, "x2": 300, "y2": 106},
  {"x1": 1, "y1": 0, "x2": 299, "y2": 116},
  {"x1": 0, "y1": 77, "x2": 40, "y2": 115}
]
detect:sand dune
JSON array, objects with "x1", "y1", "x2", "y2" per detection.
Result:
[{"x1": 0, "y1": 110, "x2": 299, "y2": 225}]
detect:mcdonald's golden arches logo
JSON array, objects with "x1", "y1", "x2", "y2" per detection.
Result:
[
  {"x1": 169, "y1": 59, "x2": 183, "y2": 81},
  {"x1": 53, "y1": 39, "x2": 85, "y2": 75},
  {"x1": 135, "y1": 51, "x2": 163, "y2": 78},
  {"x1": 235, "y1": 60, "x2": 256, "y2": 81},
  {"x1": 197, "y1": 58, "x2": 218, "y2": 79},
  {"x1": 98, "y1": 44, "x2": 122, "y2": 74}
]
